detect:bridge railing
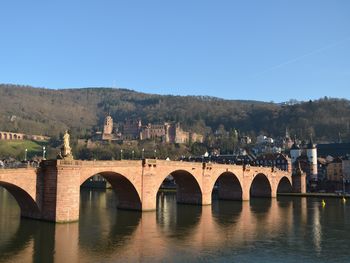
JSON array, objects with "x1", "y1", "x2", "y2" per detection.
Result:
[{"x1": 0, "y1": 161, "x2": 39, "y2": 169}]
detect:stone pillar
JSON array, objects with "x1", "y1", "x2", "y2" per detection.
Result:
[
  {"x1": 141, "y1": 193, "x2": 157, "y2": 211},
  {"x1": 41, "y1": 160, "x2": 81, "y2": 222},
  {"x1": 201, "y1": 191, "x2": 212, "y2": 205},
  {"x1": 271, "y1": 190, "x2": 277, "y2": 198},
  {"x1": 141, "y1": 161, "x2": 158, "y2": 211},
  {"x1": 292, "y1": 162, "x2": 307, "y2": 194},
  {"x1": 54, "y1": 165, "x2": 81, "y2": 222},
  {"x1": 242, "y1": 176, "x2": 251, "y2": 201},
  {"x1": 242, "y1": 189, "x2": 250, "y2": 201},
  {"x1": 200, "y1": 171, "x2": 212, "y2": 206},
  {"x1": 292, "y1": 173, "x2": 306, "y2": 193},
  {"x1": 271, "y1": 178, "x2": 277, "y2": 198}
]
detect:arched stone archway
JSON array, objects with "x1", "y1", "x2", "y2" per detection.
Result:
[
  {"x1": 170, "y1": 170, "x2": 202, "y2": 205},
  {"x1": 0, "y1": 182, "x2": 41, "y2": 219},
  {"x1": 80, "y1": 172, "x2": 142, "y2": 211},
  {"x1": 250, "y1": 174, "x2": 272, "y2": 198},
  {"x1": 213, "y1": 172, "x2": 243, "y2": 201},
  {"x1": 277, "y1": 176, "x2": 293, "y2": 193},
  {"x1": 155, "y1": 169, "x2": 202, "y2": 206}
]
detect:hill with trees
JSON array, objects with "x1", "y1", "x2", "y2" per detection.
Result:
[{"x1": 1, "y1": 84, "x2": 350, "y2": 144}]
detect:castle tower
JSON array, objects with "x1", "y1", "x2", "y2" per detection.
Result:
[
  {"x1": 103, "y1": 115, "x2": 113, "y2": 135},
  {"x1": 306, "y1": 137, "x2": 318, "y2": 181}
]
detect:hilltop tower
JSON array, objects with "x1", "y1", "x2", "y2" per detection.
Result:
[
  {"x1": 306, "y1": 136, "x2": 318, "y2": 181},
  {"x1": 102, "y1": 115, "x2": 114, "y2": 140},
  {"x1": 103, "y1": 115, "x2": 113, "y2": 135}
]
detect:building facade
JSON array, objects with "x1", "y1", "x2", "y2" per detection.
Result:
[
  {"x1": 255, "y1": 153, "x2": 291, "y2": 172},
  {"x1": 326, "y1": 157, "x2": 343, "y2": 182},
  {"x1": 123, "y1": 119, "x2": 142, "y2": 140}
]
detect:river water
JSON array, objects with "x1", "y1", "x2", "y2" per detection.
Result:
[{"x1": 1, "y1": 187, "x2": 350, "y2": 263}]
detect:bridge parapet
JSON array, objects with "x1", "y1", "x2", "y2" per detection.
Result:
[
  {"x1": 0, "y1": 167, "x2": 37, "y2": 174},
  {"x1": 147, "y1": 159, "x2": 204, "y2": 168},
  {"x1": 81, "y1": 160, "x2": 143, "y2": 167}
]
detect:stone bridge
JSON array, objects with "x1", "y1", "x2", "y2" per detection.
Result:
[{"x1": 0, "y1": 159, "x2": 305, "y2": 222}]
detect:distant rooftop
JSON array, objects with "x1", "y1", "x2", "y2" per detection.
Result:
[{"x1": 317, "y1": 143, "x2": 350, "y2": 158}]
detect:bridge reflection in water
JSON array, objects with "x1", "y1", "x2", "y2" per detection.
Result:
[{"x1": 1, "y1": 188, "x2": 350, "y2": 262}]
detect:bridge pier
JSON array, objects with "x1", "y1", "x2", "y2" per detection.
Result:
[
  {"x1": 201, "y1": 192, "x2": 212, "y2": 206},
  {"x1": 41, "y1": 161, "x2": 81, "y2": 223},
  {"x1": 242, "y1": 191, "x2": 250, "y2": 201}
]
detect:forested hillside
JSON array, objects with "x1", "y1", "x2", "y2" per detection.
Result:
[{"x1": 1, "y1": 84, "x2": 349, "y2": 142}]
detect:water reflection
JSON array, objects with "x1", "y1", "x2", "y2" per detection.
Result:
[
  {"x1": 1, "y1": 187, "x2": 350, "y2": 262},
  {"x1": 79, "y1": 189, "x2": 141, "y2": 256},
  {"x1": 157, "y1": 192, "x2": 202, "y2": 240}
]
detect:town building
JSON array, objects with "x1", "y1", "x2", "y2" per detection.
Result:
[
  {"x1": 342, "y1": 157, "x2": 350, "y2": 183},
  {"x1": 255, "y1": 153, "x2": 291, "y2": 172},
  {"x1": 326, "y1": 157, "x2": 343, "y2": 182},
  {"x1": 317, "y1": 143, "x2": 350, "y2": 158},
  {"x1": 322, "y1": 156, "x2": 350, "y2": 192}
]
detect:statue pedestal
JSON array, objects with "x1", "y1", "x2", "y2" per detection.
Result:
[{"x1": 63, "y1": 155, "x2": 74, "y2": 161}]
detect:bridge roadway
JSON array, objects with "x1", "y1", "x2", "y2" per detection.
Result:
[{"x1": 0, "y1": 159, "x2": 305, "y2": 222}]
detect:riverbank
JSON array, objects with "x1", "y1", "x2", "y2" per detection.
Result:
[{"x1": 278, "y1": 192, "x2": 350, "y2": 198}]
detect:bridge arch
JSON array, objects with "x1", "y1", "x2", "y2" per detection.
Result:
[
  {"x1": 212, "y1": 172, "x2": 243, "y2": 201},
  {"x1": 277, "y1": 176, "x2": 293, "y2": 193},
  {"x1": 156, "y1": 169, "x2": 202, "y2": 205},
  {"x1": 0, "y1": 182, "x2": 41, "y2": 219},
  {"x1": 80, "y1": 171, "x2": 142, "y2": 211},
  {"x1": 250, "y1": 173, "x2": 272, "y2": 198}
]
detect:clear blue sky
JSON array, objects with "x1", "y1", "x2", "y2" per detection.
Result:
[{"x1": 0, "y1": 0, "x2": 349, "y2": 102}]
